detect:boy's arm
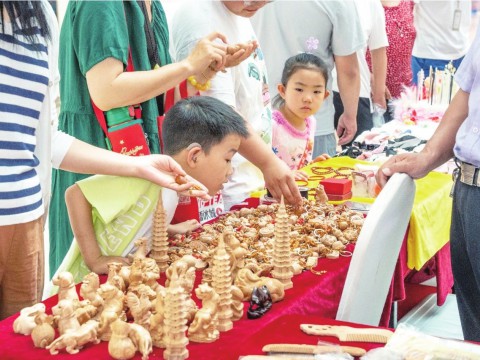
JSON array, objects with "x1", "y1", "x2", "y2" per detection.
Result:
[{"x1": 65, "y1": 184, "x2": 131, "y2": 274}]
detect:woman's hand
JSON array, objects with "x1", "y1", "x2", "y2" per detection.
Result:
[
  {"x1": 185, "y1": 32, "x2": 228, "y2": 73},
  {"x1": 294, "y1": 170, "x2": 309, "y2": 181},
  {"x1": 132, "y1": 155, "x2": 211, "y2": 200}
]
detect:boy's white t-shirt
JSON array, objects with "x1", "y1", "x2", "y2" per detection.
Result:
[
  {"x1": 170, "y1": 1, "x2": 272, "y2": 210},
  {"x1": 412, "y1": 0, "x2": 471, "y2": 59},
  {"x1": 53, "y1": 176, "x2": 178, "y2": 284},
  {"x1": 332, "y1": 0, "x2": 388, "y2": 100}
]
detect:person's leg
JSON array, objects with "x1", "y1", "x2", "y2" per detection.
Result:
[
  {"x1": 411, "y1": 56, "x2": 423, "y2": 85},
  {"x1": 450, "y1": 181, "x2": 480, "y2": 341},
  {"x1": 313, "y1": 133, "x2": 337, "y2": 158},
  {"x1": 0, "y1": 217, "x2": 44, "y2": 319}
]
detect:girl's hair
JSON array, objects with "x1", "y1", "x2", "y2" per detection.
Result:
[
  {"x1": 0, "y1": 1, "x2": 51, "y2": 43},
  {"x1": 272, "y1": 53, "x2": 329, "y2": 109}
]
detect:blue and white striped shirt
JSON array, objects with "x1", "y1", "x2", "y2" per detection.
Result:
[{"x1": 0, "y1": 18, "x2": 50, "y2": 225}]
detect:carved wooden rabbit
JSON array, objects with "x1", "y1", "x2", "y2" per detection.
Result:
[{"x1": 13, "y1": 302, "x2": 46, "y2": 335}]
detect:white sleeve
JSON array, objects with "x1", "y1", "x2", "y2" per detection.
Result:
[
  {"x1": 368, "y1": 1, "x2": 389, "y2": 51},
  {"x1": 51, "y1": 131, "x2": 75, "y2": 169}
]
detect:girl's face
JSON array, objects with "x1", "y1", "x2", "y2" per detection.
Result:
[
  {"x1": 278, "y1": 68, "x2": 329, "y2": 120},
  {"x1": 192, "y1": 134, "x2": 241, "y2": 196}
]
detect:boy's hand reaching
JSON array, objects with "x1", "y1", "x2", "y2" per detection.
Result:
[
  {"x1": 168, "y1": 219, "x2": 202, "y2": 236},
  {"x1": 88, "y1": 256, "x2": 131, "y2": 275}
]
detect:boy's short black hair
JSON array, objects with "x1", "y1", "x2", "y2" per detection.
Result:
[{"x1": 162, "y1": 96, "x2": 249, "y2": 155}]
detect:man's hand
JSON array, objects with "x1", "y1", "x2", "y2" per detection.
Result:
[
  {"x1": 336, "y1": 113, "x2": 357, "y2": 145},
  {"x1": 376, "y1": 152, "x2": 431, "y2": 188}
]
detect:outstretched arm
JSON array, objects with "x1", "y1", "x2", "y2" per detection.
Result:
[
  {"x1": 65, "y1": 184, "x2": 130, "y2": 274},
  {"x1": 238, "y1": 123, "x2": 302, "y2": 207},
  {"x1": 58, "y1": 137, "x2": 210, "y2": 200},
  {"x1": 376, "y1": 89, "x2": 469, "y2": 187}
]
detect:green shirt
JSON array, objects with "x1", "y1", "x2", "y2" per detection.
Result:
[
  {"x1": 58, "y1": 0, "x2": 170, "y2": 151},
  {"x1": 49, "y1": 0, "x2": 171, "y2": 278}
]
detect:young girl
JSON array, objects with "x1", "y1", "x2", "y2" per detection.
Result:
[{"x1": 272, "y1": 53, "x2": 330, "y2": 180}]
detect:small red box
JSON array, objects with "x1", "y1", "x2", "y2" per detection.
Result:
[
  {"x1": 326, "y1": 191, "x2": 352, "y2": 201},
  {"x1": 320, "y1": 178, "x2": 352, "y2": 195}
]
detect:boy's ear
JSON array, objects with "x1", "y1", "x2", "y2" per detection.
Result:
[
  {"x1": 324, "y1": 89, "x2": 330, "y2": 99},
  {"x1": 186, "y1": 145, "x2": 203, "y2": 168},
  {"x1": 277, "y1": 83, "x2": 286, "y2": 98}
]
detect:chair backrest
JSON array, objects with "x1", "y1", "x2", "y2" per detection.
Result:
[{"x1": 336, "y1": 173, "x2": 416, "y2": 326}]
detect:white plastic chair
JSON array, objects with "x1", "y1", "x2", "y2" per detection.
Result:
[{"x1": 336, "y1": 173, "x2": 416, "y2": 326}]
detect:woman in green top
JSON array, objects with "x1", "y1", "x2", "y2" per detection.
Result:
[{"x1": 48, "y1": 0, "x2": 230, "y2": 277}]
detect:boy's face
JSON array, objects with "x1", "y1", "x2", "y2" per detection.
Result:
[
  {"x1": 279, "y1": 68, "x2": 329, "y2": 120},
  {"x1": 222, "y1": 1, "x2": 270, "y2": 18},
  {"x1": 191, "y1": 134, "x2": 241, "y2": 196}
]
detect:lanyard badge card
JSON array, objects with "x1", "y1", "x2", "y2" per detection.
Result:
[{"x1": 452, "y1": 1, "x2": 462, "y2": 31}]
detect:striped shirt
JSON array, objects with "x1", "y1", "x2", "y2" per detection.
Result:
[{"x1": 0, "y1": 18, "x2": 50, "y2": 225}]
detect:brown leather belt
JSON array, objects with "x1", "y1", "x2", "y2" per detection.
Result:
[{"x1": 458, "y1": 160, "x2": 480, "y2": 186}]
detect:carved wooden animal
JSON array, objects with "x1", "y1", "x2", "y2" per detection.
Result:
[
  {"x1": 129, "y1": 323, "x2": 153, "y2": 360},
  {"x1": 109, "y1": 319, "x2": 136, "y2": 360},
  {"x1": 235, "y1": 268, "x2": 285, "y2": 302},
  {"x1": 230, "y1": 285, "x2": 244, "y2": 321},
  {"x1": 97, "y1": 283, "x2": 124, "y2": 341},
  {"x1": 188, "y1": 284, "x2": 219, "y2": 343},
  {"x1": 47, "y1": 320, "x2": 100, "y2": 355},
  {"x1": 31, "y1": 312, "x2": 55, "y2": 348},
  {"x1": 132, "y1": 237, "x2": 149, "y2": 259},
  {"x1": 52, "y1": 299, "x2": 81, "y2": 336},
  {"x1": 52, "y1": 271, "x2": 79, "y2": 304},
  {"x1": 126, "y1": 285, "x2": 154, "y2": 328},
  {"x1": 79, "y1": 272, "x2": 103, "y2": 308},
  {"x1": 107, "y1": 262, "x2": 126, "y2": 292},
  {"x1": 149, "y1": 291, "x2": 165, "y2": 348},
  {"x1": 13, "y1": 303, "x2": 46, "y2": 335}
]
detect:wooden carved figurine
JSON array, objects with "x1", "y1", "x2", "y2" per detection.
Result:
[
  {"x1": 52, "y1": 299, "x2": 81, "y2": 336},
  {"x1": 132, "y1": 237, "x2": 149, "y2": 259},
  {"x1": 212, "y1": 234, "x2": 233, "y2": 332},
  {"x1": 165, "y1": 255, "x2": 198, "y2": 324},
  {"x1": 129, "y1": 323, "x2": 153, "y2": 360},
  {"x1": 230, "y1": 285, "x2": 244, "y2": 321},
  {"x1": 80, "y1": 272, "x2": 104, "y2": 308},
  {"x1": 271, "y1": 196, "x2": 293, "y2": 289},
  {"x1": 31, "y1": 312, "x2": 55, "y2": 348},
  {"x1": 149, "y1": 290, "x2": 166, "y2": 348},
  {"x1": 109, "y1": 319, "x2": 136, "y2": 360},
  {"x1": 315, "y1": 183, "x2": 329, "y2": 204},
  {"x1": 97, "y1": 283, "x2": 125, "y2": 341},
  {"x1": 13, "y1": 302, "x2": 46, "y2": 335},
  {"x1": 150, "y1": 190, "x2": 169, "y2": 272},
  {"x1": 235, "y1": 268, "x2": 285, "y2": 303},
  {"x1": 46, "y1": 319, "x2": 100, "y2": 355},
  {"x1": 129, "y1": 257, "x2": 146, "y2": 294},
  {"x1": 52, "y1": 271, "x2": 80, "y2": 304},
  {"x1": 143, "y1": 258, "x2": 163, "y2": 294},
  {"x1": 126, "y1": 284, "x2": 155, "y2": 329},
  {"x1": 107, "y1": 261, "x2": 126, "y2": 292},
  {"x1": 163, "y1": 272, "x2": 189, "y2": 360},
  {"x1": 188, "y1": 283, "x2": 220, "y2": 343}
]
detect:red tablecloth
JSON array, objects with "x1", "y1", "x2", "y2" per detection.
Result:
[{"x1": 0, "y1": 237, "x2": 452, "y2": 360}]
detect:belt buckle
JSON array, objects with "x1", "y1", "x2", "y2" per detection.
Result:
[{"x1": 460, "y1": 162, "x2": 479, "y2": 186}]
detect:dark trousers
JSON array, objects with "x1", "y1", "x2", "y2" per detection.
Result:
[{"x1": 451, "y1": 180, "x2": 480, "y2": 341}]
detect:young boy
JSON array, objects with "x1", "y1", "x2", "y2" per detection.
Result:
[{"x1": 57, "y1": 96, "x2": 249, "y2": 283}]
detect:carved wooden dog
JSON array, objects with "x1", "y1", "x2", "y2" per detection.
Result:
[{"x1": 47, "y1": 320, "x2": 100, "y2": 355}]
